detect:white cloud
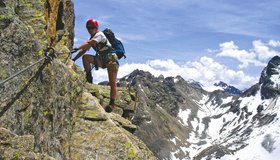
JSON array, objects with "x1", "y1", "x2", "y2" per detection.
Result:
[
  {"x1": 205, "y1": 48, "x2": 218, "y2": 53},
  {"x1": 185, "y1": 57, "x2": 257, "y2": 89},
  {"x1": 217, "y1": 40, "x2": 279, "y2": 68},
  {"x1": 92, "y1": 58, "x2": 258, "y2": 90},
  {"x1": 252, "y1": 40, "x2": 278, "y2": 61},
  {"x1": 268, "y1": 40, "x2": 280, "y2": 47}
]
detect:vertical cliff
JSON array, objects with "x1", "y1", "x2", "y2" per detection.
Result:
[{"x1": 0, "y1": 0, "x2": 155, "y2": 159}]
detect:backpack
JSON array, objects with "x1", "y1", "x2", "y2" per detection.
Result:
[{"x1": 103, "y1": 28, "x2": 126, "y2": 59}]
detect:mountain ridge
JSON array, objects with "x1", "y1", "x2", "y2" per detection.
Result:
[
  {"x1": 214, "y1": 81, "x2": 242, "y2": 95},
  {"x1": 118, "y1": 56, "x2": 280, "y2": 159}
]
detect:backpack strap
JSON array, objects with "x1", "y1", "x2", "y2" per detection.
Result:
[
  {"x1": 96, "y1": 40, "x2": 108, "y2": 52},
  {"x1": 89, "y1": 32, "x2": 112, "y2": 53}
]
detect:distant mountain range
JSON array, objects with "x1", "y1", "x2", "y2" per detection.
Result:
[
  {"x1": 213, "y1": 81, "x2": 242, "y2": 95},
  {"x1": 118, "y1": 56, "x2": 280, "y2": 160},
  {"x1": 186, "y1": 79, "x2": 242, "y2": 95}
]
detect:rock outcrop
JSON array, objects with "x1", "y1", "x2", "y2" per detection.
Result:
[
  {"x1": 0, "y1": 0, "x2": 155, "y2": 159},
  {"x1": 259, "y1": 56, "x2": 280, "y2": 99}
]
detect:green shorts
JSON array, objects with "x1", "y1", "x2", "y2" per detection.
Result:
[
  {"x1": 95, "y1": 53, "x2": 119, "y2": 72},
  {"x1": 106, "y1": 53, "x2": 119, "y2": 73}
]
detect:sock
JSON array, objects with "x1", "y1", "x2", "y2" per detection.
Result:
[
  {"x1": 86, "y1": 72, "x2": 93, "y2": 83},
  {"x1": 109, "y1": 99, "x2": 115, "y2": 105}
]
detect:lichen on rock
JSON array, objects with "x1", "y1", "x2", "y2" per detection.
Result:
[{"x1": 0, "y1": 0, "x2": 155, "y2": 159}]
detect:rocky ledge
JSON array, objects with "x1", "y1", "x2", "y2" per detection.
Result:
[{"x1": 0, "y1": 0, "x2": 155, "y2": 159}]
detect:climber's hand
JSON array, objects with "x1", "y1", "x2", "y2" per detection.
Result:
[{"x1": 70, "y1": 48, "x2": 79, "y2": 53}]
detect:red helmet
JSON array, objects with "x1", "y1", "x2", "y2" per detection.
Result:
[{"x1": 86, "y1": 19, "x2": 99, "y2": 29}]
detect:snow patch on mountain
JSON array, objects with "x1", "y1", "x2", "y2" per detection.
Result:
[
  {"x1": 202, "y1": 85, "x2": 224, "y2": 92},
  {"x1": 174, "y1": 86, "x2": 279, "y2": 160},
  {"x1": 178, "y1": 109, "x2": 191, "y2": 126},
  {"x1": 239, "y1": 89, "x2": 271, "y2": 114},
  {"x1": 271, "y1": 74, "x2": 280, "y2": 88},
  {"x1": 217, "y1": 97, "x2": 280, "y2": 160}
]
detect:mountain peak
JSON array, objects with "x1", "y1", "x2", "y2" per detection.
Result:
[
  {"x1": 259, "y1": 55, "x2": 280, "y2": 99},
  {"x1": 187, "y1": 79, "x2": 203, "y2": 89},
  {"x1": 214, "y1": 81, "x2": 228, "y2": 89},
  {"x1": 213, "y1": 81, "x2": 241, "y2": 95}
]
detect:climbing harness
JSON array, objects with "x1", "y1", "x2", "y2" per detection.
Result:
[{"x1": 0, "y1": 47, "x2": 72, "y2": 86}]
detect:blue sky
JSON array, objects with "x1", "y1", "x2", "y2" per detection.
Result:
[{"x1": 72, "y1": 0, "x2": 280, "y2": 90}]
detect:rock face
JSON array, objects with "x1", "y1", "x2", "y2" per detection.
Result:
[
  {"x1": 259, "y1": 56, "x2": 280, "y2": 99},
  {"x1": 0, "y1": 0, "x2": 155, "y2": 159},
  {"x1": 70, "y1": 86, "x2": 154, "y2": 160},
  {"x1": 0, "y1": 127, "x2": 55, "y2": 159}
]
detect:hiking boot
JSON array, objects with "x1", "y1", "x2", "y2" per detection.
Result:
[{"x1": 105, "y1": 104, "x2": 115, "y2": 113}]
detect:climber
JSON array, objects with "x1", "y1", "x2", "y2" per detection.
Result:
[{"x1": 71, "y1": 18, "x2": 119, "y2": 113}]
